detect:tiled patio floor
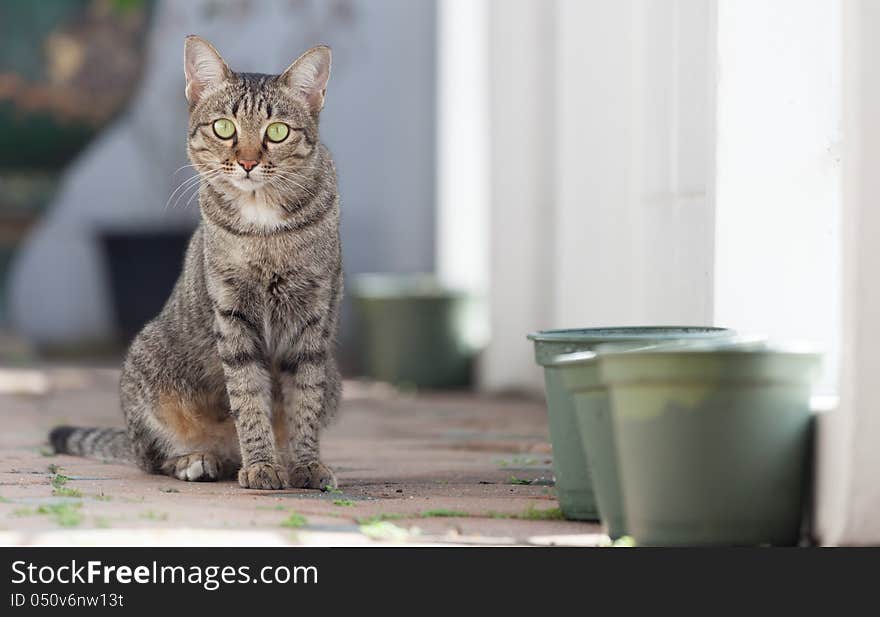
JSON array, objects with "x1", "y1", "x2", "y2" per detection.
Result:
[{"x1": 0, "y1": 368, "x2": 604, "y2": 546}]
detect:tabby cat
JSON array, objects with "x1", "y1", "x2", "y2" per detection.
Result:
[{"x1": 49, "y1": 35, "x2": 343, "y2": 490}]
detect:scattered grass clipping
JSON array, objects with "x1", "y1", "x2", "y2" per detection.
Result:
[
  {"x1": 356, "y1": 512, "x2": 405, "y2": 525},
  {"x1": 358, "y1": 507, "x2": 562, "y2": 524},
  {"x1": 139, "y1": 510, "x2": 169, "y2": 521},
  {"x1": 333, "y1": 499, "x2": 354, "y2": 507},
  {"x1": 280, "y1": 512, "x2": 308, "y2": 528},
  {"x1": 51, "y1": 473, "x2": 82, "y2": 498},
  {"x1": 513, "y1": 505, "x2": 564, "y2": 520},
  {"x1": 359, "y1": 520, "x2": 410, "y2": 542},
  {"x1": 495, "y1": 456, "x2": 538, "y2": 468},
  {"x1": 37, "y1": 503, "x2": 83, "y2": 527},
  {"x1": 487, "y1": 506, "x2": 565, "y2": 521},
  {"x1": 420, "y1": 509, "x2": 469, "y2": 518}
]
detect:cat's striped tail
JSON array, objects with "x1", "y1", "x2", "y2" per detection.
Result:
[{"x1": 49, "y1": 426, "x2": 132, "y2": 463}]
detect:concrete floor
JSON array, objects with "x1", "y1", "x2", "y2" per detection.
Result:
[{"x1": 0, "y1": 367, "x2": 605, "y2": 546}]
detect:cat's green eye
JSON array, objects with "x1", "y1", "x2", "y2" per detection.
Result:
[
  {"x1": 212, "y1": 118, "x2": 236, "y2": 139},
  {"x1": 266, "y1": 122, "x2": 290, "y2": 143}
]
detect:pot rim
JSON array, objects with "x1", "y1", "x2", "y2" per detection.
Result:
[
  {"x1": 596, "y1": 335, "x2": 822, "y2": 358},
  {"x1": 527, "y1": 326, "x2": 731, "y2": 344},
  {"x1": 549, "y1": 350, "x2": 598, "y2": 368},
  {"x1": 352, "y1": 273, "x2": 469, "y2": 299}
]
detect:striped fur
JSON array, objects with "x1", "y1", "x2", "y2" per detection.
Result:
[
  {"x1": 49, "y1": 37, "x2": 342, "y2": 490},
  {"x1": 49, "y1": 426, "x2": 130, "y2": 462}
]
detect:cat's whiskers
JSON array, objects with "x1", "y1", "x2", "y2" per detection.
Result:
[
  {"x1": 166, "y1": 168, "x2": 223, "y2": 210},
  {"x1": 269, "y1": 171, "x2": 317, "y2": 198},
  {"x1": 171, "y1": 163, "x2": 201, "y2": 176},
  {"x1": 267, "y1": 179, "x2": 316, "y2": 212},
  {"x1": 176, "y1": 170, "x2": 227, "y2": 210},
  {"x1": 166, "y1": 173, "x2": 216, "y2": 211},
  {"x1": 184, "y1": 182, "x2": 205, "y2": 210},
  {"x1": 165, "y1": 174, "x2": 205, "y2": 211}
]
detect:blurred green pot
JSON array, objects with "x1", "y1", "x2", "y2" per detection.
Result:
[
  {"x1": 528, "y1": 327, "x2": 731, "y2": 522},
  {"x1": 555, "y1": 351, "x2": 625, "y2": 537},
  {"x1": 600, "y1": 339, "x2": 821, "y2": 546},
  {"x1": 353, "y1": 274, "x2": 483, "y2": 389}
]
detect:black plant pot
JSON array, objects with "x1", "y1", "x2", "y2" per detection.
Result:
[{"x1": 100, "y1": 229, "x2": 192, "y2": 345}]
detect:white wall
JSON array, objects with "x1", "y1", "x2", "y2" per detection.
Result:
[
  {"x1": 714, "y1": 0, "x2": 841, "y2": 394},
  {"x1": 815, "y1": 0, "x2": 880, "y2": 546},
  {"x1": 477, "y1": 0, "x2": 557, "y2": 391},
  {"x1": 475, "y1": 0, "x2": 716, "y2": 392},
  {"x1": 444, "y1": 0, "x2": 878, "y2": 546},
  {"x1": 436, "y1": 0, "x2": 489, "y2": 296},
  {"x1": 474, "y1": 0, "x2": 842, "y2": 393},
  {"x1": 555, "y1": 0, "x2": 715, "y2": 329}
]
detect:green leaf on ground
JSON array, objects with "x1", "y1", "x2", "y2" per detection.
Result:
[{"x1": 280, "y1": 512, "x2": 308, "y2": 528}]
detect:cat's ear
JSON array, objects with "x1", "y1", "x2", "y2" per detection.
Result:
[
  {"x1": 183, "y1": 35, "x2": 231, "y2": 106},
  {"x1": 280, "y1": 45, "x2": 332, "y2": 115}
]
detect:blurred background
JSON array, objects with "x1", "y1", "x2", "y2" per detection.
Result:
[
  {"x1": 0, "y1": 0, "x2": 444, "y2": 384},
  {"x1": 0, "y1": 0, "x2": 845, "y2": 396}
]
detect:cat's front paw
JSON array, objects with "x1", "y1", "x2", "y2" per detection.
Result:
[
  {"x1": 289, "y1": 461, "x2": 337, "y2": 490},
  {"x1": 238, "y1": 462, "x2": 289, "y2": 490}
]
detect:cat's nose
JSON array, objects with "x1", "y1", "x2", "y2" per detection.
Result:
[{"x1": 238, "y1": 159, "x2": 259, "y2": 172}]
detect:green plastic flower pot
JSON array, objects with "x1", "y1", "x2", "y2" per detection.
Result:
[
  {"x1": 599, "y1": 339, "x2": 821, "y2": 546},
  {"x1": 555, "y1": 351, "x2": 625, "y2": 537},
  {"x1": 527, "y1": 327, "x2": 732, "y2": 522},
  {"x1": 353, "y1": 274, "x2": 482, "y2": 389}
]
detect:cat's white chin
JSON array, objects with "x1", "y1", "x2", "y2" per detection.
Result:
[{"x1": 228, "y1": 176, "x2": 265, "y2": 192}]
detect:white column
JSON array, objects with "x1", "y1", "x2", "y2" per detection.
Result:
[
  {"x1": 479, "y1": 0, "x2": 716, "y2": 392},
  {"x1": 477, "y1": 0, "x2": 557, "y2": 391},
  {"x1": 816, "y1": 0, "x2": 880, "y2": 546},
  {"x1": 436, "y1": 0, "x2": 489, "y2": 295},
  {"x1": 713, "y1": 0, "x2": 842, "y2": 393},
  {"x1": 555, "y1": 0, "x2": 716, "y2": 329}
]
